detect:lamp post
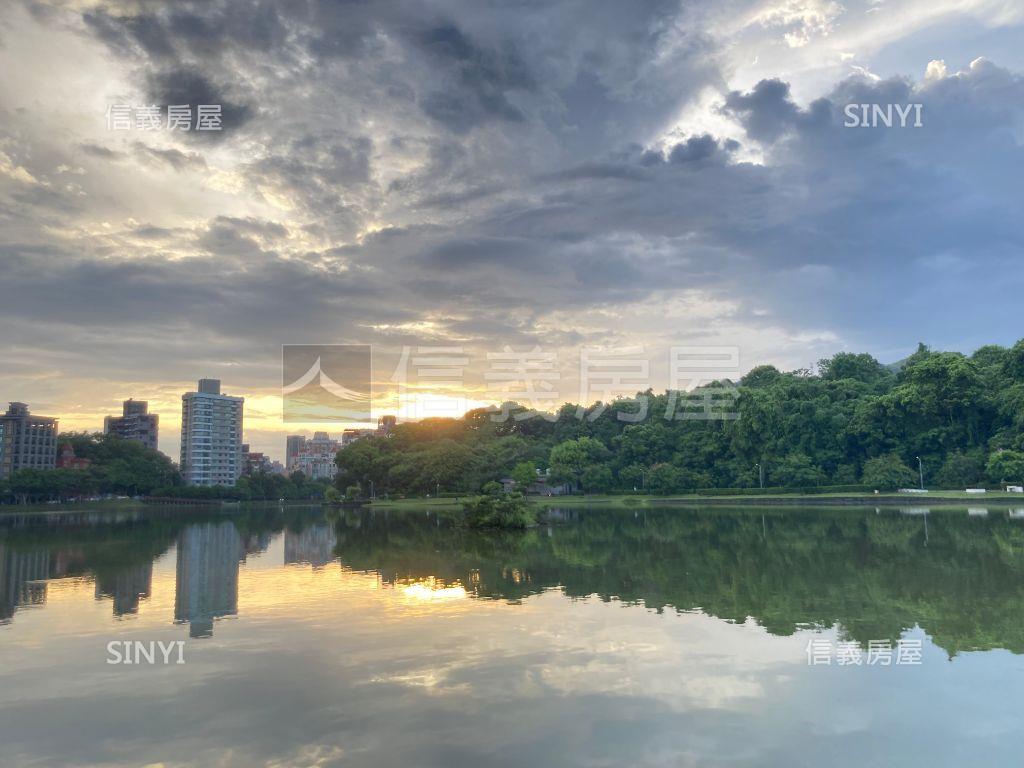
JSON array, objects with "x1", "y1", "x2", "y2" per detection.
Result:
[
  {"x1": 916, "y1": 456, "x2": 924, "y2": 490},
  {"x1": 755, "y1": 463, "x2": 764, "y2": 489},
  {"x1": 369, "y1": 479, "x2": 375, "y2": 501}
]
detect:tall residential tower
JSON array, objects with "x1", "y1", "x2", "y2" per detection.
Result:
[{"x1": 179, "y1": 379, "x2": 244, "y2": 487}]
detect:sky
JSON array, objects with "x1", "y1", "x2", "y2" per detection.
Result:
[{"x1": 1, "y1": 0, "x2": 1023, "y2": 461}]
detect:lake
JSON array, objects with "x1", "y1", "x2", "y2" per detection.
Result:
[{"x1": 1, "y1": 504, "x2": 1023, "y2": 767}]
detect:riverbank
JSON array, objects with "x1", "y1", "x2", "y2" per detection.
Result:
[
  {"x1": 365, "y1": 490, "x2": 1024, "y2": 510},
  {"x1": 0, "y1": 498, "x2": 321, "y2": 516}
]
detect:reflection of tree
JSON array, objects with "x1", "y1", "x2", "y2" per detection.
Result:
[{"x1": 332, "y1": 507, "x2": 1024, "y2": 656}]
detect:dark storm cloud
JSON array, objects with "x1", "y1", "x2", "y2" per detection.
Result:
[
  {"x1": 667, "y1": 134, "x2": 738, "y2": 164},
  {"x1": 79, "y1": 142, "x2": 126, "y2": 160},
  {"x1": 133, "y1": 143, "x2": 207, "y2": 171},
  {"x1": 83, "y1": 1, "x2": 288, "y2": 61},
  {"x1": 415, "y1": 23, "x2": 533, "y2": 132},
  {"x1": 132, "y1": 224, "x2": 176, "y2": 239},
  {"x1": 82, "y1": 6, "x2": 178, "y2": 60},
  {"x1": 144, "y1": 68, "x2": 254, "y2": 136}
]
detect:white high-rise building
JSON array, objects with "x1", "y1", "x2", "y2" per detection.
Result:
[{"x1": 180, "y1": 379, "x2": 244, "y2": 487}]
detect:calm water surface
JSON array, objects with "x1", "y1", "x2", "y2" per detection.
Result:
[{"x1": 1, "y1": 504, "x2": 1023, "y2": 767}]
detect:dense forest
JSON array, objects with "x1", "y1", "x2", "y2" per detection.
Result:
[{"x1": 335, "y1": 341, "x2": 1024, "y2": 496}]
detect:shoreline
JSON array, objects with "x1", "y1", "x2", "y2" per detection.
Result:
[
  {"x1": 5, "y1": 491, "x2": 1020, "y2": 517},
  {"x1": 365, "y1": 491, "x2": 1024, "y2": 511}
]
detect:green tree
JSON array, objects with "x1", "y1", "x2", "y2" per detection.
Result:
[
  {"x1": 986, "y1": 450, "x2": 1024, "y2": 486},
  {"x1": 818, "y1": 352, "x2": 890, "y2": 385},
  {"x1": 862, "y1": 454, "x2": 916, "y2": 490},
  {"x1": 768, "y1": 452, "x2": 827, "y2": 487},
  {"x1": 511, "y1": 461, "x2": 537, "y2": 491},
  {"x1": 934, "y1": 450, "x2": 985, "y2": 488},
  {"x1": 549, "y1": 437, "x2": 609, "y2": 491}
]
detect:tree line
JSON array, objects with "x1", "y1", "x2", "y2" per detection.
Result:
[{"x1": 334, "y1": 341, "x2": 1024, "y2": 496}]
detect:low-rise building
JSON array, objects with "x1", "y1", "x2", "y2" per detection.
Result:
[
  {"x1": 288, "y1": 432, "x2": 341, "y2": 480},
  {"x1": 56, "y1": 444, "x2": 91, "y2": 470},
  {"x1": 0, "y1": 403, "x2": 59, "y2": 479},
  {"x1": 241, "y1": 445, "x2": 274, "y2": 476},
  {"x1": 500, "y1": 468, "x2": 572, "y2": 496}
]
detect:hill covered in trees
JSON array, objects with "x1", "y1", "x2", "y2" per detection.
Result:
[{"x1": 335, "y1": 341, "x2": 1024, "y2": 496}]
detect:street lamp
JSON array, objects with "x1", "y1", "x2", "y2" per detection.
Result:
[
  {"x1": 755, "y1": 463, "x2": 764, "y2": 489},
  {"x1": 916, "y1": 456, "x2": 924, "y2": 490}
]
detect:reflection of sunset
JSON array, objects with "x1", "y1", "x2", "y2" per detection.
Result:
[{"x1": 400, "y1": 579, "x2": 468, "y2": 602}]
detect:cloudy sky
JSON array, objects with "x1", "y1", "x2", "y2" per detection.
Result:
[{"x1": 2, "y1": 0, "x2": 1023, "y2": 460}]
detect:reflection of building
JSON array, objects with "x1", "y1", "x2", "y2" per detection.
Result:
[
  {"x1": 284, "y1": 523, "x2": 338, "y2": 568},
  {"x1": 174, "y1": 521, "x2": 244, "y2": 637},
  {"x1": 0, "y1": 544, "x2": 50, "y2": 622},
  {"x1": 244, "y1": 531, "x2": 273, "y2": 558},
  {"x1": 286, "y1": 432, "x2": 341, "y2": 480},
  {"x1": 104, "y1": 399, "x2": 159, "y2": 452},
  {"x1": 0, "y1": 402, "x2": 59, "y2": 479},
  {"x1": 180, "y1": 379, "x2": 244, "y2": 486},
  {"x1": 94, "y1": 561, "x2": 153, "y2": 616}
]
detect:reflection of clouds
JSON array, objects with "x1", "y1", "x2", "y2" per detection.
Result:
[
  {"x1": 369, "y1": 663, "x2": 473, "y2": 695},
  {"x1": 520, "y1": 598, "x2": 805, "y2": 710},
  {"x1": 3, "y1": 534, "x2": 1024, "y2": 767}
]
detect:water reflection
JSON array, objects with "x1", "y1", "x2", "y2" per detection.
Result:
[
  {"x1": 0, "y1": 544, "x2": 49, "y2": 621},
  {"x1": 94, "y1": 561, "x2": 152, "y2": 616},
  {"x1": 1, "y1": 505, "x2": 1023, "y2": 655},
  {"x1": 283, "y1": 522, "x2": 337, "y2": 568},
  {"x1": 174, "y1": 521, "x2": 245, "y2": 638},
  {"x1": 1, "y1": 504, "x2": 1024, "y2": 766}
]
